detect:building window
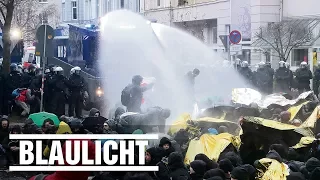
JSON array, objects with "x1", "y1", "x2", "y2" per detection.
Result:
[
  {"x1": 58, "y1": 46, "x2": 66, "y2": 58},
  {"x1": 107, "y1": 0, "x2": 111, "y2": 12},
  {"x1": 72, "y1": 1, "x2": 78, "y2": 20},
  {"x1": 96, "y1": 0, "x2": 100, "y2": 18},
  {"x1": 178, "y1": 0, "x2": 187, "y2": 6},
  {"x1": 39, "y1": 0, "x2": 48, "y2": 3},
  {"x1": 62, "y1": 3, "x2": 66, "y2": 21},
  {"x1": 157, "y1": 0, "x2": 160, "y2": 7},
  {"x1": 136, "y1": 0, "x2": 140, "y2": 12},
  {"x1": 292, "y1": 49, "x2": 308, "y2": 67},
  {"x1": 212, "y1": 27, "x2": 217, "y2": 44},
  {"x1": 121, "y1": 0, "x2": 124, "y2": 8}
]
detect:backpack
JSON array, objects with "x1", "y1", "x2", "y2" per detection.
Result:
[
  {"x1": 121, "y1": 85, "x2": 132, "y2": 106},
  {"x1": 12, "y1": 89, "x2": 20, "y2": 97}
]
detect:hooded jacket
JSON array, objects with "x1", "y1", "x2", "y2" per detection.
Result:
[
  {"x1": 159, "y1": 137, "x2": 175, "y2": 157},
  {"x1": 0, "y1": 118, "x2": 9, "y2": 143},
  {"x1": 190, "y1": 160, "x2": 206, "y2": 180},
  {"x1": 89, "y1": 108, "x2": 100, "y2": 117},
  {"x1": 168, "y1": 152, "x2": 191, "y2": 180}
]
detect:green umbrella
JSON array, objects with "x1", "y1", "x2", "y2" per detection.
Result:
[{"x1": 28, "y1": 112, "x2": 60, "y2": 127}]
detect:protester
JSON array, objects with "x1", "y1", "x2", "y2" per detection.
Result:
[
  {"x1": 295, "y1": 62, "x2": 313, "y2": 94},
  {"x1": 122, "y1": 75, "x2": 154, "y2": 113}
]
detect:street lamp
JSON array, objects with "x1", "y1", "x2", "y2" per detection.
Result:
[{"x1": 10, "y1": 29, "x2": 22, "y2": 39}]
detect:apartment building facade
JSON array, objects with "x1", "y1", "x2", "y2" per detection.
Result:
[
  {"x1": 141, "y1": 0, "x2": 320, "y2": 68},
  {"x1": 61, "y1": 0, "x2": 141, "y2": 25}
]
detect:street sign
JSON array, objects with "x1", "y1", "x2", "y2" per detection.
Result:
[
  {"x1": 230, "y1": 44, "x2": 242, "y2": 52},
  {"x1": 219, "y1": 35, "x2": 229, "y2": 50},
  {"x1": 229, "y1": 30, "x2": 242, "y2": 44},
  {"x1": 36, "y1": 25, "x2": 54, "y2": 59}
]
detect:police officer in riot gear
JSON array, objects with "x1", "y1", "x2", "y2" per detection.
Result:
[
  {"x1": 314, "y1": 62, "x2": 320, "y2": 97},
  {"x1": 253, "y1": 62, "x2": 273, "y2": 94},
  {"x1": 29, "y1": 67, "x2": 42, "y2": 113},
  {"x1": 275, "y1": 61, "x2": 291, "y2": 93},
  {"x1": 21, "y1": 64, "x2": 36, "y2": 88},
  {"x1": 295, "y1": 62, "x2": 313, "y2": 94},
  {"x1": 44, "y1": 65, "x2": 56, "y2": 112},
  {"x1": 68, "y1": 66, "x2": 87, "y2": 118},
  {"x1": 239, "y1": 61, "x2": 253, "y2": 84},
  {"x1": 51, "y1": 66, "x2": 68, "y2": 117},
  {"x1": 234, "y1": 58, "x2": 241, "y2": 71},
  {"x1": 6, "y1": 63, "x2": 23, "y2": 114},
  {"x1": 265, "y1": 62, "x2": 274, "y2": 94}
]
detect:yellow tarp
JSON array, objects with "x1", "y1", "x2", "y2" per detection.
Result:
[
  {"x1": 257, "y1": 158, "x2": 289, "y2": 180},
  {"x1": 292, "y1": 137, "x2": 316, "y2": 149},
  {"x1": 168, "y1": 113, "x2": 191, "y2": 135},
  {"x1": 244, "y1": 117, "x2": 314, "y2": 137},
  {"x1": 184, "y1": 133, "x2": 241, "y2": 164},
  {"x1": 301, "y1": 106, "x2": 320, "y2": 128},
  {"x1": 288, "y1": 101, "x2": 310, "y2": 121},
  {"x1": 43, "y1": 121, "x2": 72, "y2": 158},
  {"x1": 194, "y1": 117, "x2": 242, "y2": 135}
]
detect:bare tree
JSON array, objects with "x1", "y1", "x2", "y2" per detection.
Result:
[
  {"x1": 0, "y1": 0, "x2": 16, "y2": 74},
  {"x1": 0, "y1": 0, "x2": 59, "y2": 73},
  {"x1": 254, "y1": 20, "x2": 319, "y2": 62},
  {"x1": 14, "y1": 1, "x2": 59, "y2": 46}
]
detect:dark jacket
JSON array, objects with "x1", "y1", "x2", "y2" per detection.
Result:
[
  {"x1": 0, "y1": 119, "x2": 9, "y2": 143},
  {"x1": 168, "y1": 152, "x2": 190, "y2": 180},
  {"x1": 6, "y1": 71, "x2": 22, "y2": 94},
  {"x1": 68, "y1": 74, "x2": 86, "y2": 93},
  {"x1": 295, "y1": 67, "x2": 312, "y2": 84}
]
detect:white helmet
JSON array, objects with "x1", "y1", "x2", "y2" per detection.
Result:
[
  {"x1": 241, "y1": 61, "x2": 249, "y2": 68},
  {"x1": 235, "y1": 58, "x2": 241, "y2": 65},
  {"x1": 54, "y1": 66, "x2": 63, "y2": 72},
  {"x1": 279, "y1": 61, "x2": 285, "y2": 68},
  {"x1": 70, "y1": 67, "x2": 75, "y2": 75},
  {"x1": 53, "y1": 66, "x2": 63, "y2": 75},
  {"x1": 300, "y1": 61, "x2": 308, "y2": 68},
  {"x1": 73, "y1": 66, "x2": 81, "y2": 75},
  {"x1": 258, "y1": 61, "x2": 265, "y2": 68}
]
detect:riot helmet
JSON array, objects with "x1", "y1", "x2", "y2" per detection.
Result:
[
  {"x1": 279, "y1": 61, "x2": 285, "y2": 68},
  {"x1": 300, "y1": 61, "x2": 308, "y2": 68},
  {"x1": 132, "y1": 75, "x2": 143, "y2": 85},
  {"x1": 241, "y1": 61, "x2": 249, "y2": 68},
  {"x1": 70, "y1": 67, "x2": 75, "y2": 75},
  {"x1": 73, "y1": 66, "x2": 81, "y2": 75},
  {"x1": 10, "y1": 63, "x2": 18, "y2": 72},
  {"x1": 258, "y1": 61, "x2": 265, "y2": 69},
  {"x1": 28, "y1": 64, "x2": 36, "y2": 75},
  {"x1": 53, "y1": 66, "x2": 64, "y2": 75},
  {"x1": 235, "y1": 58, "x2": 241, "y2": 65},
  {"x1": 45, "y1": 68, "x2": 50, "y2": 74}
]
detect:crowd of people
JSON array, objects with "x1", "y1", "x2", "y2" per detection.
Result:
[
  {"x1": 236, "y1": 60, "x2": 314, "y2": 96},
  {"x1": 0, "y1": 60, "x2": 319, "y2": 180},
  {"x1": 0, "y1": 63, "x2": 88, "y2": 118}
]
